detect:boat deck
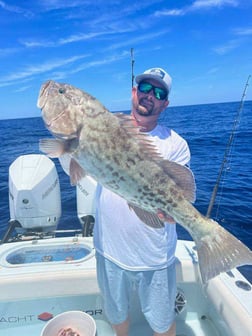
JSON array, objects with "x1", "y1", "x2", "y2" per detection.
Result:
[
  {"x1": 0, "y1": 238, "x2": 251, "y2": 336},
  {"x1": 0, "y1": 286, "x2": 224, "y2": 336},
  {"x1": 2, "y1": 318, "x2": 221, "y2": 336}
]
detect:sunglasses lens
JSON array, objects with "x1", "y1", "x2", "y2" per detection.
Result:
[
  {"x1": 138, "y1": 82, "x2": 167, "y2": 100},
  {"x1": 138, "y1": 82, "x2": 153, "y2": 93},
  {"x1": 154, "y1": 87, "x2": 167, "y2": 100}
]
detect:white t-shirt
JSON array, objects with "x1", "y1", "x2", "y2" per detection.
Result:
[{"x1": 93, "y1": 124, "x2": 191, "y2": 271}]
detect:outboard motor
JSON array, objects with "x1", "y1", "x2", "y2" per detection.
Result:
[
  {"x1": 8, "y1": 154, "x2": 61, "y2": 234},
  {"x1": 59, "y1": 154, "x2": 97, "y2": 236}
]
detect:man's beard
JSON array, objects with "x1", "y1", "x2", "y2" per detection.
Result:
[{"x1": 137, "y1": 98, "x2": 154, "y2": 116}]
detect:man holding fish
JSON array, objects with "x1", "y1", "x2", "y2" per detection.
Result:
[
  {"x1": 38, "y1": 67, "x2": 252, "y2": 336},
  {"x1": 94, "y1": 68, "x2": 189, "y2": 336}
]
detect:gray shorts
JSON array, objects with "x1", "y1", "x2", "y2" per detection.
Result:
[{"x1": 96, "y1": 253, "x2": 176, "y2": 333}]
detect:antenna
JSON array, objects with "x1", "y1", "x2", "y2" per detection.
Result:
[
  {"x1": 131, "y1": 48, "x2": 135, "y2": 88},
  {"x1": 206, "y1": 75, "x2": 251, "y2": 218}
]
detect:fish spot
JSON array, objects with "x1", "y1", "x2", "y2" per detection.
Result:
[
  {"x1": 106, "y1": 181, "x2": 120, "y2": 190},
  {"x1": 157, "y1": 189, "x2": 166, "y2": 196},
  {"x1": 170, "y1": 188, "x2": 178, "y2": 196},
  {"x1": 106, "y1": 163, "x2": 114, "y2": 172},
  {"x1": 127, "y1": 158, "x2": 136, "y2": 165},
  {"x1": 113, "y1": 155, "x2": 120, "y2": 166},
  {"x1": 156, "y1": 198, "x2": 166, "y2": 207}
]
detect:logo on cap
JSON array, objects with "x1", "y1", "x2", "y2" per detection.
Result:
[{"x1": 149, "y1": 68, "x2": 165, "y2": 79}]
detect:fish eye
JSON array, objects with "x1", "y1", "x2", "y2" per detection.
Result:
[{"x1": 58, "y1": 87, "x2": 65, "y2": 94}]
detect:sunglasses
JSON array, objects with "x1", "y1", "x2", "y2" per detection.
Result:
[{"x1": 138, "y1": 82, "x2": 168, "y2": 100}]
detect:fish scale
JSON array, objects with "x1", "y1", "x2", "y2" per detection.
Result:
[{"x1": 38, "y1": 80, "x2": 252, "y2": 283}]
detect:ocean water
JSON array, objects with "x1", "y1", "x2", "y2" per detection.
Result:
[{"x1": 0, "y1": 101, "x2": 251, "y2": 281}]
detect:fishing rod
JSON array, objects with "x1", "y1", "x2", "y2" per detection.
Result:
[
  {"x1": 131, "y1": 48, "x2": 135, "y2": 88},
  {"x1": 206, "y1": 74, "x2": 251, "y2": 218}
]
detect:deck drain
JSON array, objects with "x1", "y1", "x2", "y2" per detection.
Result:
[{"x1": 235, "y1": 280, "x2": 251, "y2": 291}]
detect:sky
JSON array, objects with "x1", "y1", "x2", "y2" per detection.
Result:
[{"x1": 0, "y1": 0, "x2": 252, "y2": 120}]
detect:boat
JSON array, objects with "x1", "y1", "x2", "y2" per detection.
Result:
[{"x1": 0, "y1": 154, "x2": 251, "y2": 336}]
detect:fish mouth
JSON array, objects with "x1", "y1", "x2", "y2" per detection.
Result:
[
  {"x1": 38, "y1": 80, "x2": 54, "y2": 109},
  {"x1": 41, "y1": 80, "x2": 52, "y2": 96}
]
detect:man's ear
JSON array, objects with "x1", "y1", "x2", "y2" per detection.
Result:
[
  {"x1": 163, "y1": 99, "x2": 169, "y2": 109},
  {"x1": 131, "y1": 87, "x2": 139, "y2": 110},
  {"x1": 132, "y1": 86, "x2": 137, "y2": 96}
]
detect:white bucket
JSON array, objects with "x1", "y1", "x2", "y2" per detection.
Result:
[{"x1": 41, "y1": 310, "x2": 96, "y2": 336}]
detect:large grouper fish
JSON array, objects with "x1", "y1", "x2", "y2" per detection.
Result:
[{"x1": 38, "y1": 80, "x2": 252, "y2": 284}]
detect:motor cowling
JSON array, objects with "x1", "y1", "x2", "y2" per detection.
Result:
[
  {"x1": 59, "y1": 153, "x2": 97, "y2": 236},
  {"x1": 9, "y1": 154, "x2": 61, "y2": 231}
]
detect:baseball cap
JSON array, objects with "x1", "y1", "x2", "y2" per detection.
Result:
[{"x1": 135, "y1": 68, "x2": 172, "y2": 94}]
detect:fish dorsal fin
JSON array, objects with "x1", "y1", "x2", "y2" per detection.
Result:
[
  {"x1": 128, "y1": 204, "x2": 164, "y2": 228},
  {"x1": 114, "y1": 113, "x2": 163, "y2": 161},
  {"x1": 160, "y1": 160, "x2": 196, "y2": 203},
  {"x1": 115, "y1": 114, "x2": 196, "y2": 203}
]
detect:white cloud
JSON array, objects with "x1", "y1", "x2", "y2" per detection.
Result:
[
  {"x1": 154, "y1": 0, "x2": 238, "y2": 16},
  {"x1": 0, "y1": 47, "x2": 20, "y2": 57},
  {"x1": 0, "y1": 52, "x2": 129, "y2": 88},
  {"x1": 234, "y1": 27, "x2": 252, "y2": 36},
  {"x1": 20, "y1": 32, "x2": 108, "y2": 48},
  {"x1": 213, "y1": 39, "x2": 240, "y2": 55},
  {"x1": 212, "y1": 25, "x2": 252, "y2": 55},
  {"x1": 154, "y1": 9, "x2": 185, "y2": 17},
  {"x1": 0, "y1": 0, "x2": 33, "y2": 17},
  {"x1": 191, "y1": 0, "x2": 238, "y2": 10},
  {"x1": 107, "y1": 30, "x2": 170, "y2": 51},
  {"x1": 20, "y1": 27, "x2": 135, "y2": 49},
  {"x1": 38, "y1": 0, "x2": 84, "y2": 11},
  {"x1": 207, "y1": 67, "x2": 219, "y2": 74},
  {"x1": 14, "y1": 85, "x2": 31, "y2": 93},
  {"x1": 68, "y1": 51, "x2": 129, "y2": 76},
  {"x1": 0, "y1": 54, "x2": 88, "y2": 87}
]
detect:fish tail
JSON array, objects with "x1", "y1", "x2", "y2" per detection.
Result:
[{"x1": 194, "y1": 219, "x2": 252, "y2": 284}]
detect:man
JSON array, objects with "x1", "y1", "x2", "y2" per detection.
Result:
[{"x1": 94, "y1": 68, "x2": 192, "y2": 336}]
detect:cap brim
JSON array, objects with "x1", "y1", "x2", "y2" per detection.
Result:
[{"x1": 135, "y1": 74, "x2": 169, "y2": 92}]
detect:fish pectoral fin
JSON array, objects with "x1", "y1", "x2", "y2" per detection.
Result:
[
  {"x1": 39, "y1": 138, "x2": 66, "y2": 158},
  {"x1": 160, "y1": 161, "x2": 196, "y2": 203},
  {"x1": 69, "y1": 158, "x2": 86, "y2": 185},
  {"x1": 128, "y1": 204, "x2": 164, "y2": 228}
]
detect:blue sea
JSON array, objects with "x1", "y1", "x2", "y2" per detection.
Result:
[{"x1": 0, "y1": 101, "x2": 251, "y2": 281}]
